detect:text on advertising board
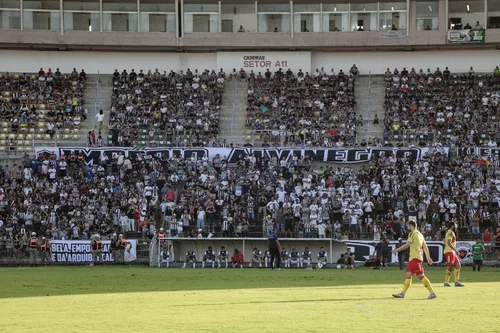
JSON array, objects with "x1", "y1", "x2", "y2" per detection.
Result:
[{"x1": 243, "y1": 56, "x2": 288, "y2": 69}]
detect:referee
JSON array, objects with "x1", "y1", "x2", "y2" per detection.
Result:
[{"x1": 268, "y1": 231, "x2": 282, "y2": 270}]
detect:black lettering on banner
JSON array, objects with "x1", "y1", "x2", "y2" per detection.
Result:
[
  {"x1": 478, "y1": 148, "x2": 500, "y2": 158},
  {"x1": 182, "y1": 149, "x2": 209, "y2": 160},
  {"x1": 35, "y1": 147, "x2": 452, "y2": 165},
  {"x1": 347, "y1": 149, "x2": 370, "y2": 162},
  {"x1": 227, "y1": 148, "x2": 248, "y2": 163},
  {"x1": 326, "y1": 149, "x2": 347, "y2": 162},
  {"x1": 267, "y1": 149, "x2": 293, "y2": 161},
  {"x1": 302, "y1": 149, "x2": 319, "y2": 161}
]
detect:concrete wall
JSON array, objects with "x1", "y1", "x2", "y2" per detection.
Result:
[
  {"x1": 0, "y1": 50, "x2": 217, "y2": 73},
  {"x1": 311, "y1": 49, "x2": 500, "y2": 74},
  {"x1": 1, "y1": 49, "x2": 499, "y2": 75},
  {"x1": 4, "y1": 27, "x2": 500, "y2": 50}
]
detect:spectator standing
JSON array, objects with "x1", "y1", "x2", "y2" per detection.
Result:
[
  {"x1": 471, "y1": 239, "x2": 485, "y2": 272},
  {"x1": 39, "y1": 237, "x2": 50, "y2": 266},
  {"x1": 28, "y1": 232, "x2": 38, "y2": 267},
  {"x1": 268, "y1": 232, "x2": 281, "y2": 270},
  {"x1": 95, "y1": 110, "x2": 104, "y2": 130},
  {"x1": 110, "y1": 233, "x2": 119, "y2": 263},
  {"x1": 91, "y1": 235, "x2": 103, "y2": 266}
]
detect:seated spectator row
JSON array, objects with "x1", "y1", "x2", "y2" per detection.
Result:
[
  {"x1": 109, "y1": 69, "x2": 224, "y2": 147},
  {"x1": 384, "y1": 66, "x2": 500, "y2": 147},
  {"x1": 246, "y1": 67, "x2": 358, "y2": 147},
  {"x1": 0, "y1": 69, "x2": 87, "y2": 146}
]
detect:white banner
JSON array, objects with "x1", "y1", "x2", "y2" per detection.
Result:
[
  {"x1": 50, "y1": 239, "x2": 137, "y2": 263},
  {"x1": 217, "y1": 51, "x2": 311, "y2": 75},
  {"x1": 35, "y1": 146, "x2": 449, "y2": 166}
]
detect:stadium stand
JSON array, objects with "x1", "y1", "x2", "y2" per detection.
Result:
[
  {"x1": 0, "y1": 143, "x2": 498, "y2": 262},
  {"x1": 383, "y1": 67, "x2": 500, "y2": 146},
  {"x1": 108, "y1": 69, "x2": 224, "y2": 148},
  {"x1": 246, "y1": 68, "x2": 357, "y2": 147},
  {"x1": 0, "y1": 69, "x2": 87, "y2": 152}
]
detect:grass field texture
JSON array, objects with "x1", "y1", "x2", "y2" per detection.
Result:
[{"x1": 1, "y1": 266, "x2": 499, "y2": 333}]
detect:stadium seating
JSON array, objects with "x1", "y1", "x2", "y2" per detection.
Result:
[
  {"x1": 246, "y1": 68, "x2": 357, "y2": 146},
  {"x1": 383, "y1": 67, "x2": 500, "y2": 146},
  {"x1": 0, "y1": 69, "x2": 86, "y2": 152},
  {"x1": 109, "y1": 69, "x2": 224, "y2": 147}
]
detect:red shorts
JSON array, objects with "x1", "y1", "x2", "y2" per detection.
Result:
[
  {"x1": 406, "y1": 258, "x2": 424, "y2": 276},
  {"x1": 445, "y1": 252, "x2": 459, "y2": 266}
]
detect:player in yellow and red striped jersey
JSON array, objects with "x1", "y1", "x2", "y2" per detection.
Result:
[
  {"x1": 443, "y1": 222, "x2": 464, "y2": 287},
  {"x1": 391, "y1": 220, "x2": 436, "y2": 299}
]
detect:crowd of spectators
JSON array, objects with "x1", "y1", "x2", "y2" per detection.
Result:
[
  {"x1": 108, "y1": 69, "x2": 224, "y2": 148},
  {"x1": 245, "y1": 66, "x2": 358, "y2": 147},
  {"x1": 383, "y1": 66, "x2": 500, "y2": 147},
  {"x1": 0, "y1": 68, "x2": 86, "y2": 150},
  {"x1": 0, "y1": 143, "x2": 498, "y2": 262}
]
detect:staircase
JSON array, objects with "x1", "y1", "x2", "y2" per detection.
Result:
[
  {"x1": 84, "y1": 74, "x2": 114, "y2": 146},
  {"x1": 355, "y1": 75, "x2": 385, "y2": 143},
  {"x1": 219, "y1": 79, "x2": 248, "y2": 146}
]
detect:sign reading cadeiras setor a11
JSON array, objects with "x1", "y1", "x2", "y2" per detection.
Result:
[{"x1": 217, "y1": 52, "x2": 312, "y2": 75}]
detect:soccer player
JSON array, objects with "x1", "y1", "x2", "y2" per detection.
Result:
[
  {"x1": 391, "y1": 220, "x2": 436, "y2": 299},
  {"x1": 263, "y1": 249, "x2": 272, "y2": 268},
  {"x1": 280, "y1": 248, "x2": 289, "y2": 268},
  {"x1": 182, "y1": 251, "x2": 196, "y2": 268},
  {"x1": 289, "y1": 248, "x2": 300, "y2": 268},
  {"x1": 160, "y1": 245, "x2": 171, "y2": 268},
  {"x1": 232, "y1": 249, "x2": 244, "y2": 268},
  {"x1": 249, "y1": 247, "x2": 262, "y2": 268},
  {"x1": 300, "y1": 247, "x2": 312, "y2": 268},
  {"x1": 443, "y1": 222, "x2": 465, "y2": 287},
  {"x1": 217, "y1": 246, "x2": 229, "y2": 268},
  {"x1": 471, "y1": 239, "x2": 485, "y2": 272},
  {"x1": 202, "y1": 246, "x2": 216, "y2": 268},
  {"x1": 343, "y1": 248, "x2": 355, "y2": 269},
  {"x1": 317, "y1": 247, "x2": 327, "y2": 269}
]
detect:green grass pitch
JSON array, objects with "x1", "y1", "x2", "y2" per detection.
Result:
[{"x1": 1, "y1": 266, "x2": 499, "y2": 332}]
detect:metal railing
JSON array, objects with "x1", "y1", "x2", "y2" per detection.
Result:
[{"x1": 90, "y1": 70, "x2": 100, "y2": 143}]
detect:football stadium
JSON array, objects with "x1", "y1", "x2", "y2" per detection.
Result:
[{"x1": 0, "y1": 0, "x2": 500, "y2": 332}]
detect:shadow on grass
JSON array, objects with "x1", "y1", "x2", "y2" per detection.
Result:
[
  {"x1": 0, "y1": 266, "x2": 499, "y2": 299},
  {"x1": 174, "y1": 297, "x2": 384, "y2": 307}
]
